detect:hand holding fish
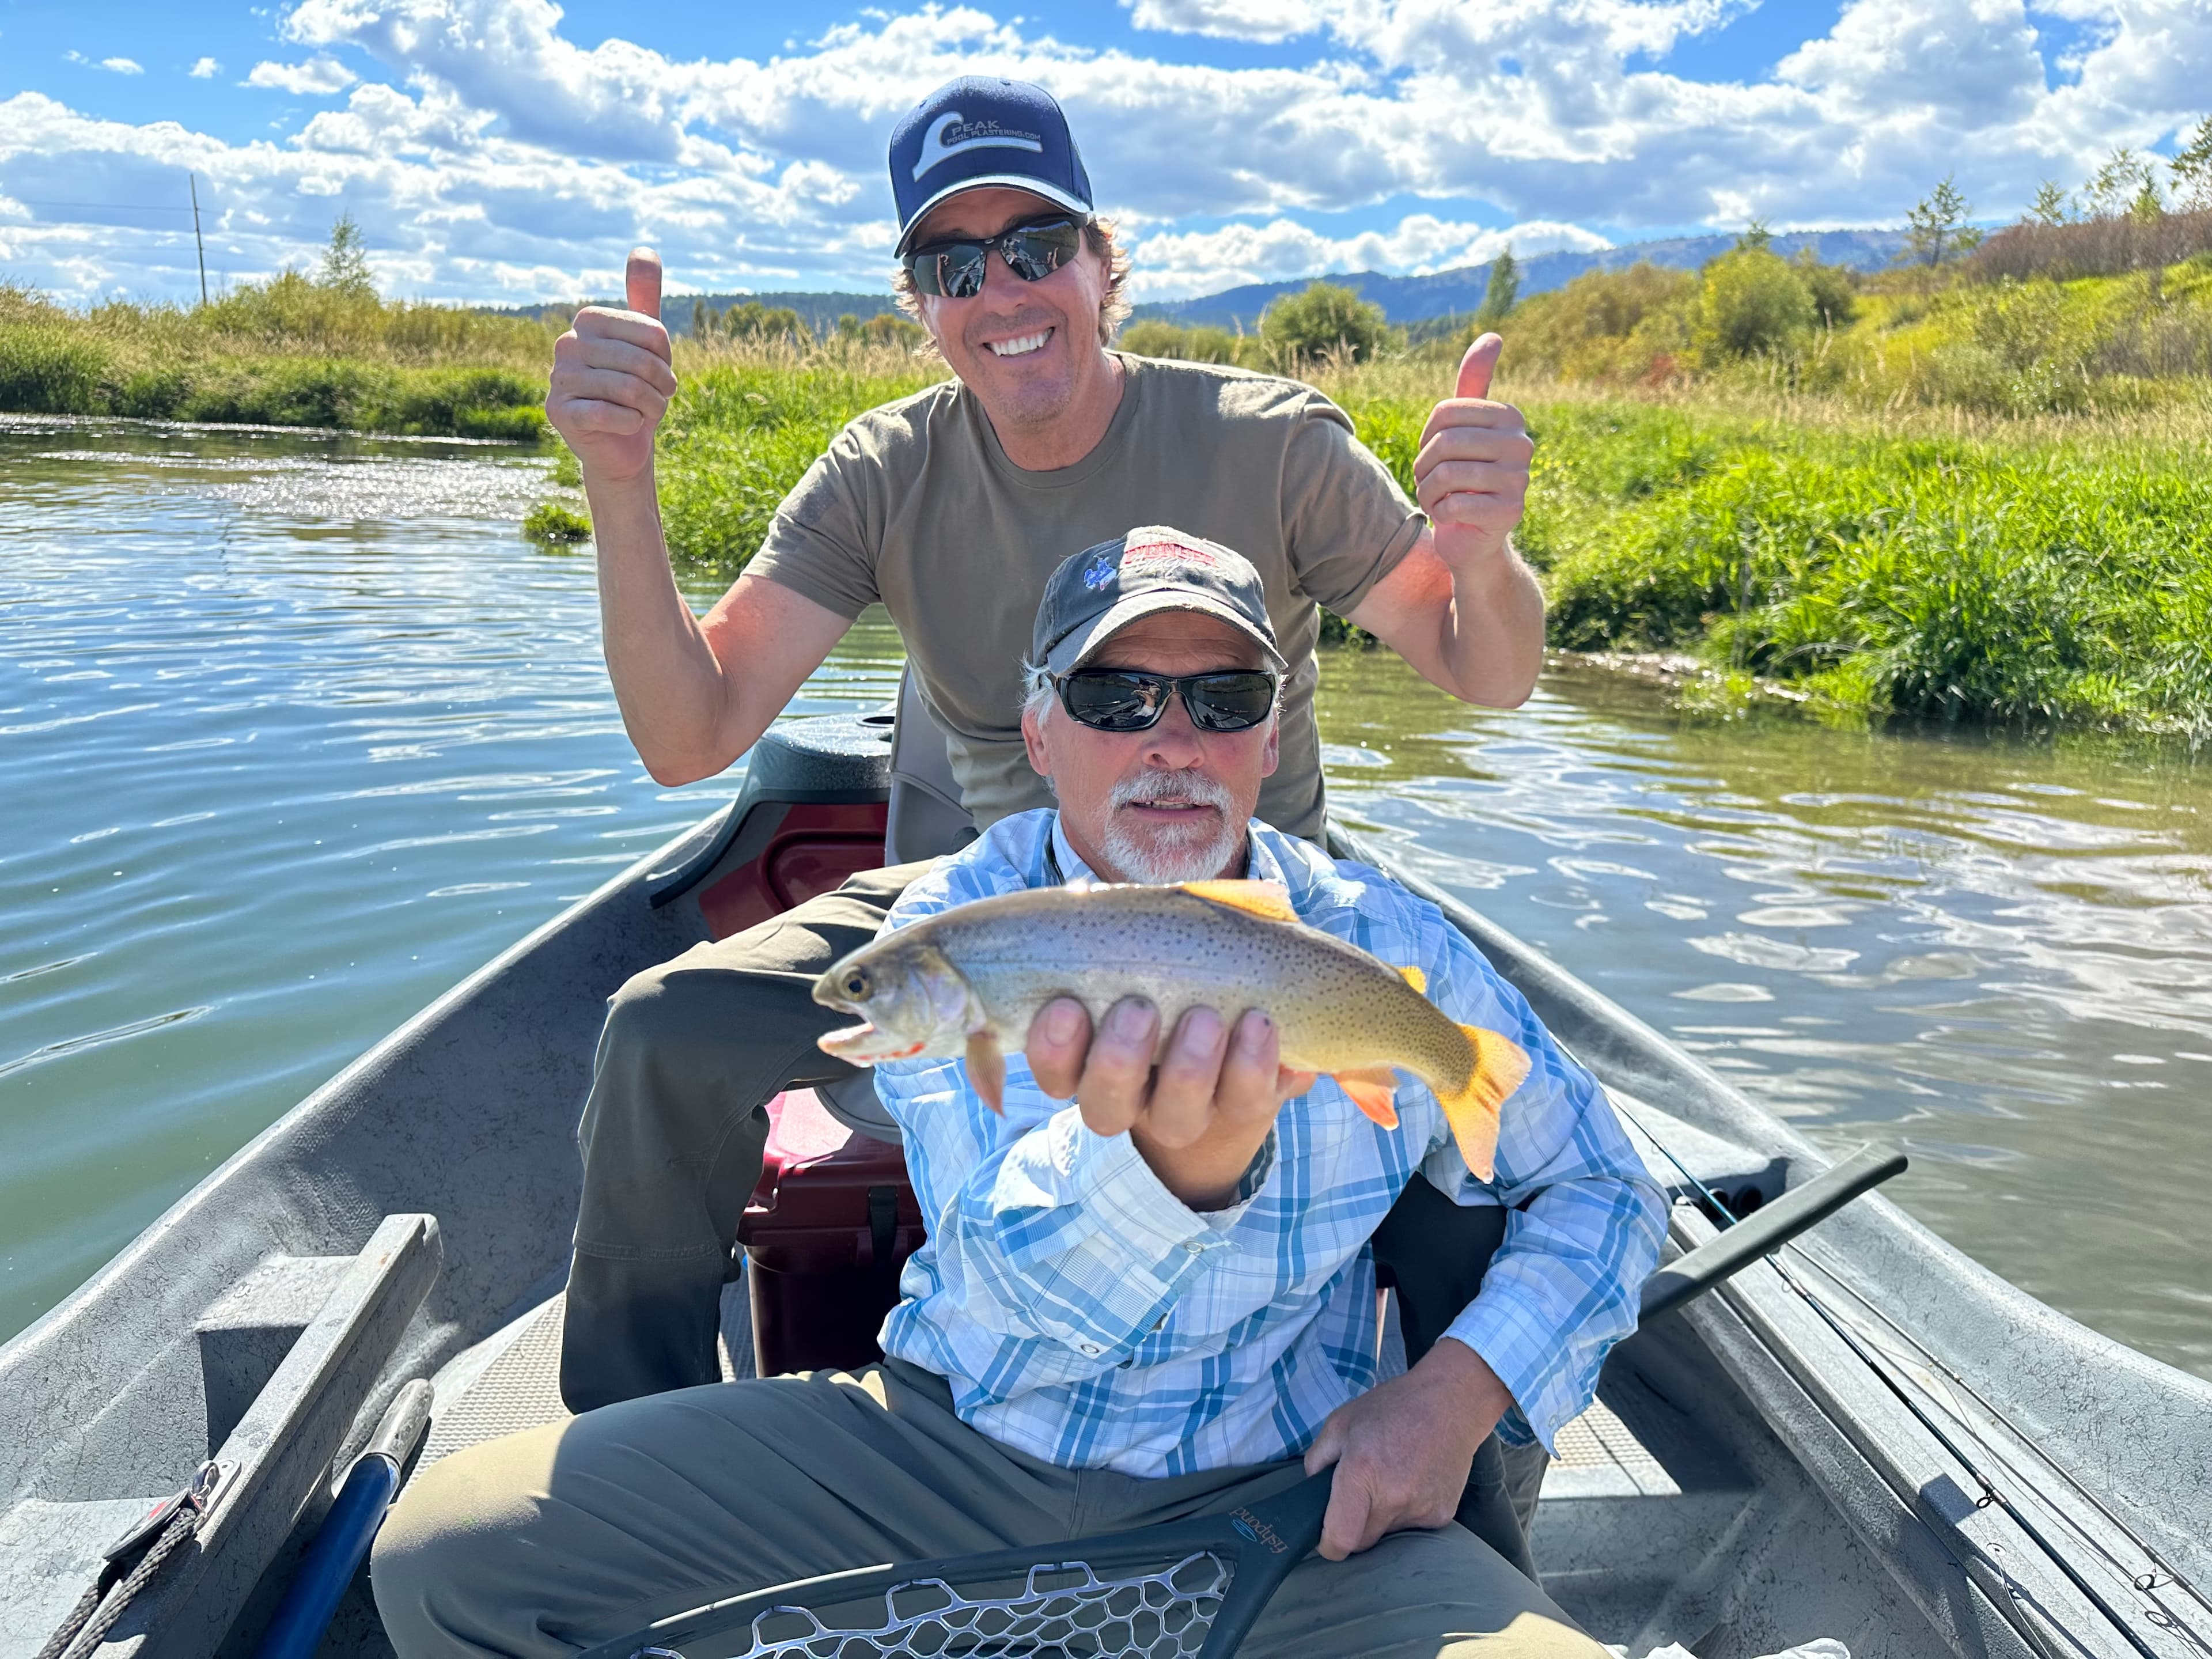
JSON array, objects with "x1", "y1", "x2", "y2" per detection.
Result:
[{"x1": 1025, "y1": 996, "x2": 1317, "y2": 1211}]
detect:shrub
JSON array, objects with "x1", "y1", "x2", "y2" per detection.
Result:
[
  {"x1": 1503, "y1": 263, "x2": 1698, "y2": 381},
  {"x1": 1119, "y1": 320, "x2": 1243, "y2": 363},
  {"x1": 1257, "y1": 283, "x2": 1394, "y2": 369},
  {"x1": 1694, "y1": 248, "x2": 1816, "y2": 361}
]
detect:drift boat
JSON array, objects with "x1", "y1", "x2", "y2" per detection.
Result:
[{"x1": 3, "y1": 678, "x2": 2208, "y2": 1659}]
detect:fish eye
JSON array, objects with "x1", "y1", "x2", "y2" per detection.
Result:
[{"x1": 841, "y1": 969, "x2": 870, "y2": 998}]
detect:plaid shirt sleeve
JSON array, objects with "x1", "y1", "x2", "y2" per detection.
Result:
[{"x1": 1384, "y1": 890, "x2": 1669, "y2": 1453}]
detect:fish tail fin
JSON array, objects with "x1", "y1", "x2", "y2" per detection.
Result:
[
  {"x1": 1396, "y1": 965, "x2": 1427, "y2": 994},
  {"x1": 1434, "y1": 1027, "x2": 1531, "y2": 1182},
  {"x1": 1332, "y1": 1065, "x2": 1400, "y2": 1129}
]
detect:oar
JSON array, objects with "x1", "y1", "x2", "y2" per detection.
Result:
[
  {"x1": 1639, "y1": 1142, "x2": 1908, "y2": 1323},
  {"x1": 249, "y1": 1379, "x2": 434, "y2": 1659}
]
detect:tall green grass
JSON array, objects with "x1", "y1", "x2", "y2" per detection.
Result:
[
  {"x1": 1350, "y1": 391, "x2": 2212, "y2": 734},
  {"x1": 0, "y1": 279, "x2": 552, "y2": 438},
  {"x1": 647, "y1": 349, "x2": 936, "y2": 564}
]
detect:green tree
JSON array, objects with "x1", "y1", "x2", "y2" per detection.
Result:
[
  {"x1": 1904, "y1": 175, "x2": 1975, "y2": 269},
  {"x1": 691, "y1": 297, "x2": 710, "y2": 337},
  {"x1": 2029, "y1": 180, "x2": 2073, "y2": 225},
  {"x1": 856, "y1": 312, "x2": 924, "y2": 347},
  {"x1": 318, "y1": 212, "x2": 376, "y2": 297},
  {"x1": 2173, "y1": 115, "x2": 2212, "y2": 212},
  {"x1": 1474, "y1": 247, "x2": 1519, "y2": 331},
  {"x1": 1694, "y1": 247, "x2": 1815, "y2": 359},
  {"x1": 1735, "y1": 217, "x2": 1774, "y2": 253},
  {"x1": 1791, "y1": 244, "x2": 1858, "y2": 329},
  {"x1": 2084, "y1": 148, "x2": 2152, "y2": 219},
  {"x1": 1257, "y1": 281, "x2": 1393, "y2": 368}
]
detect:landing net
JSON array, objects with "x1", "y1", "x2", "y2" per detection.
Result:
[{"x1": 647, "y1": 1548, "x2": 1233, "y2": 1658}]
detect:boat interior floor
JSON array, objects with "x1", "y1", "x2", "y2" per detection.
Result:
[{"x1": 402, "y1": 1269, "x2": 1871, "y2": 1658}]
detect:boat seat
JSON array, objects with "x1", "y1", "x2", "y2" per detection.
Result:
[
  {"x1": 817, "y1": 664, "x2": 978, "y2": 1144},
  {"x1": 884, "y1": 662, "x2": 978, "y2": 867}
]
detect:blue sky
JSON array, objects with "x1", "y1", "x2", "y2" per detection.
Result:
[{"x1": 2, "y1": 0, "x2": 2206, "y2": 307}]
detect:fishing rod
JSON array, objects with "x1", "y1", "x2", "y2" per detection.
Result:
[{"x1": 1613, "y1": 1094, "x2": 2203, "y2": 1659}]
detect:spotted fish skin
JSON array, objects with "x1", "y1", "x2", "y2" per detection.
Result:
[{"x1": 812, "y1": 881, "x2": 1529, "y2": 1178}]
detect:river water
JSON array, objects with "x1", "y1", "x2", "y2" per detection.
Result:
[{"x1": 4, "y1": 418, "x2": 2209, "y2": 1384}]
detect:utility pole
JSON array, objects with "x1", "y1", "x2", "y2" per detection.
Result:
[{"x1": 189, "y1": 173, "x2": 209, "y2": 308}]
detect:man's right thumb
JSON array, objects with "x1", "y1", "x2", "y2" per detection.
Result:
[{"x1": 626, "y1": 247, "x2": 662, "y2": 321}]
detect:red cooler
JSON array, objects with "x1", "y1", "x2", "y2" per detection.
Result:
[{"x1": 737, "y1": 1088, "x2": 925, "y2": 1376}]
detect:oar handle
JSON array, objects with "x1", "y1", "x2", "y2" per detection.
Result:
[{"x1": 1640, "y1": 1143, "x2": 1907, "y2": 1323}]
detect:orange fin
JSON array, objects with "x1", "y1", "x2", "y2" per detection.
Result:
[
  {"x1": 1177, "y1": 879, "x2": 1297, "y2": 923},
  {"x1": 965, "y1": 1030, "x2": 1007, "y2": 1116},
  {"x1": 1397, "y1": 965, "x2": 1427, "y2": 995},
  {"x1": 1333, "y1": 1065, "x2": 1401, "y2": 1129},
  {"x1": 1434, "y1": 1027, "x2": 1531, "y2": 1182}
]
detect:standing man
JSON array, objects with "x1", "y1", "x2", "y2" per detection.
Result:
[{"x1": 546, "y1": 76, "x2": 1548, "y2": 1413}]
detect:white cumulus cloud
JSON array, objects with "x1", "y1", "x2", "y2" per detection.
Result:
[
  {"x1": 1124, "y1": 0, "x2": 1330, "y2": 41},
  {"x1": 1128, "y1": 215, "x2": 1611, "y2": 300},
  {"x1": 245, "y1": 58, "x2": 359, "y2": 96},
  {"x1": 3, "y1": 0, "x2": 2207, "y2": 308},
  {"x1": 65, "y1": 51, "x2": 146, "y2": 74},
  {"x1": 189, "y1": 58, "x2": 222, "y2": 79}
]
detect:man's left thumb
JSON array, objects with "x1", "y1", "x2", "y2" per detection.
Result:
[{"x1": 1456, "y1": 332, "x2": 1503, "y2": 400}]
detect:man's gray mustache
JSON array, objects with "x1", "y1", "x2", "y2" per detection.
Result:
[{"x1": 1109, "y1": 771, "x2": 1234, "y2": 812}]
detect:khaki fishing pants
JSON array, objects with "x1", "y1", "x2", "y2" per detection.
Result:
[
  {"x1": 562, "y1": 862, "x2": 931, "y2": 1414},
  {"x1": 373, "y1": 1359, "x2": 1601, "y2": 1659}
]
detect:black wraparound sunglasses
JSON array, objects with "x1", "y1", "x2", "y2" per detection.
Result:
[
  {"x1": 902, "y1": 215, "x2": 1089, "y2": 300},
  {"x1": 1055, "y1": 668, "x2": 1280, "y2": 733}
]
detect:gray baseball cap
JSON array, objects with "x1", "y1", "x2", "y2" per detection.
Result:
[{"x1": 1034, "y1": 525, "x2": 1287, "y2": 677}]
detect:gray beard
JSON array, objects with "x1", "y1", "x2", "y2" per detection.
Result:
[{"x1": 1099, "y1": 768, "x2": 1244, "y2": 884}]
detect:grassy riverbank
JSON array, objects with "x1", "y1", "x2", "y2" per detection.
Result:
[
  {"x1": 1328, "y1": 365, "x2": 2212, "y2": 734},
  {"x1": 575, "y1": 340, "x2": 2212, "y2": 737},
  {"x1": 0, "y1": 278, "x2": 552, "y2": 438},
  {"x1": 8, "y1": 275, "x2": 2205, "y2": 736}
]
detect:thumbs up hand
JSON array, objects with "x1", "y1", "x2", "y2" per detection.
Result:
[
  {"x1": 1413, "y1": 333, "x2": 1533, "y2": 573},
  {"x1": 547, "y1": 247, "x2": 678, "y2": 485}
]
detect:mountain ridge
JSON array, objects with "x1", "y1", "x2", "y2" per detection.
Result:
[
  {"x1": 1129, "y1": 229, "x2": 1913, "y2": 331},
  {"x1": 483, "y1": 228, "x2": 1914, "y2": 334}
]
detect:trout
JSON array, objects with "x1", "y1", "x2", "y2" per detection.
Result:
[{"x1": 812, "y1": 879, "x2": 1530, "y2": 1180}]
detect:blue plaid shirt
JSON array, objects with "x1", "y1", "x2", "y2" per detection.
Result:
[{"x1": 874, "y1": 810, "x2": 1665, "y2": 1477}]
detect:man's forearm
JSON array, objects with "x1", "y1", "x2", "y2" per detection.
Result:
[
  {"x1": 586, "y1": 469, "x2": 736, "y2": 785},
  {"x1": 1437, "y1": 539, "x2": 1546, "y2": 707}
]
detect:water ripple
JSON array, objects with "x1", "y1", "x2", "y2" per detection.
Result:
[{"x1": 3, "y1": 419, "x2": 2206, "y2": 1385}]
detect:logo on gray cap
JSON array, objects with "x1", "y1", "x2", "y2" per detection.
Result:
[{"x1": 1036, "y1": 526, "x2": 1286, "y2": 679}]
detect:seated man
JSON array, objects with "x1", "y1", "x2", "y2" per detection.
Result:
[{"x1": 373, "y1": 532, "x2": 1665, "y2": 1659}]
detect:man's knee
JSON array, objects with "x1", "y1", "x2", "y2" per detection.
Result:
[
  {"x1": 371, "y1": 1425, "x2": 565, "y2": 1656},
  {"x1": 1262, "y1": 1525, "x2": 1601, "y2": 1658}
]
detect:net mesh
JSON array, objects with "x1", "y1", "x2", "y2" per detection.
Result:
[{"x1": 648, "y1": 1548, "x2": 1233, "y2": 1658}]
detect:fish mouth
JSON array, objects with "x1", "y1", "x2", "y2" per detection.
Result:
[{"x1": 819, "y1": 1021, "x2": 926, "y2": 1063}]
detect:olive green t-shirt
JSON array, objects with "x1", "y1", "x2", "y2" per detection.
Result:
[{"x1": 746, "y1": 352, "x2": 1425, "y2": 840}]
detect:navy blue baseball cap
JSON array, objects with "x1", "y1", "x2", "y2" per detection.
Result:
[{"x1": 889, "y1": 77, "x2": 1093, "y2": 255}]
